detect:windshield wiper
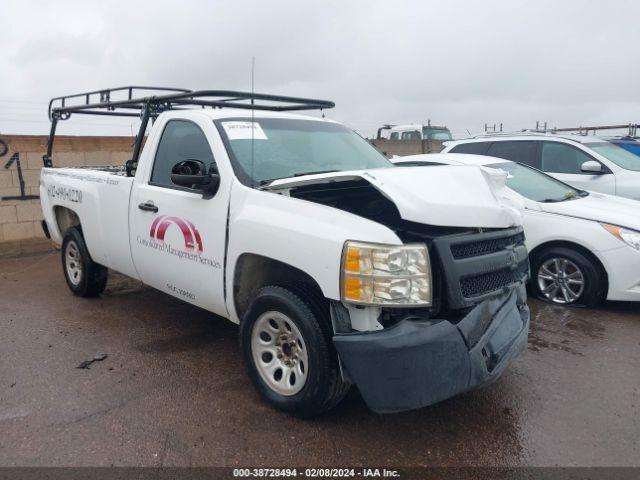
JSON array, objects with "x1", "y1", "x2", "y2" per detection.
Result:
[
  {"x1": 259, "y1": 178, "x2": 278, "y2": 186},
  {"x1": 293, "y1": 169, "x2": 340, "y2": 177},
  {"x1": 540, "y1": 191, "x2": 583, "y2": 203}
]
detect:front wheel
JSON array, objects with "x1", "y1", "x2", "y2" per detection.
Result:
[
  {"x1": 530, "y1": 247, "x2": 605, "y2": 307},
  {"x1": 240, "y1": 286, "x2": 349, "y2": 417}
]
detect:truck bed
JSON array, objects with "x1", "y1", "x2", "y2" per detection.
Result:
[{"x1": 40, "y1": 166, "x2": 138, "y2": 278}]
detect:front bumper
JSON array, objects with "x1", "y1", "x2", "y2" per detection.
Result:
[{"x1": 333, "y1": 285, "x2": 530, "y2": 413}]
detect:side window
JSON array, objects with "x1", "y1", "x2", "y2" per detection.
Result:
[
  {"x1": 390, "y1": 132, "x2": 400, "y2": 140},
  {"x1": 540, "y1": 142, "x2": 596, "y2": 174},
  {"x1": 487, "y1": 141, "x2": 537, "y2": 167},
  {"x1": 401, "y1": 130, "x2": 421, "y2": 140},
  {"x1": 151, "y1": 120, "x2": 215, "y2": 188},
  {"x1": 449, "y1": 142, "x2": 490, "y2": 155}
]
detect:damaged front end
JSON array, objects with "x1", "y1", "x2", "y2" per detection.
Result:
[
  {"x1": 330, "y1": 225, "x2": 530, "y2": 413},
  {"x1": 332, "y1": 285, "x2": 529, "y2": 413},
  {"x1": 266, "y1": 166, "x2": 530, "y2": 413}
]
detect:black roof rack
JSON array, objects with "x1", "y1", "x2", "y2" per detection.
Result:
[
  {"x1": 48, "y1": 86, "x2": 335, "y2": 120},
  {"x1": 47, "y1": 86, "x2": 191, "y2": 120},
  {"x1": 44, "y1": 85, "x2": 335, "y2": 172}
]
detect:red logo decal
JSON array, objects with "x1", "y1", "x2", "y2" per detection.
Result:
[{"x1": 150, "y1": 215, "x2": 204, "y2": 252}]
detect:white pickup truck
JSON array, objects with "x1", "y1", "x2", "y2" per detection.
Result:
[{"x1": 40, "y1": 87, "x2": 530, "y2": 417}]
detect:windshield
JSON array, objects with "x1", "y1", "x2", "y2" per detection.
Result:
[
  {"x1": 423, "y1": 128, "x2": 452, "y2": 140},
  {"x1": 585, "y1": 142, "x2": 640, "y2": 171},
  {"x1": 217, "y1": 118, "x2": 392, "y2": 185},
  {"x1": 486, "y1": 162, "x2": 584, "y2": 202}
]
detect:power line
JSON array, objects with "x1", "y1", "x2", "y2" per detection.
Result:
[
  {"x1": 0, "y1": 118, "x2": 51, "y2": 124},
  {"x1": 0, "y1": 99, "x2": 47, "y2": 104},
  {"x1": 0, "y1": 112, "x2": 48, "y2": 118},
  {"x1": 0, "y1": 119, "x2": 138, "y2": 131}
]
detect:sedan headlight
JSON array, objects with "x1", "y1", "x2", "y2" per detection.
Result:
[
  {"x1": 341, "y1": 241, "x2": 432, "y2": 306},
  {"x1": 601, "y1": 223, "x2": 640, "y2": 251}
]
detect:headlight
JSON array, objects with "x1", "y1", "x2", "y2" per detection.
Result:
[
  {"x1": 601, "y1": 223, "x2": 640, "y2": 251},
  {"x1": 341, "y1": 241, "x2": 432, "y2": 306}
]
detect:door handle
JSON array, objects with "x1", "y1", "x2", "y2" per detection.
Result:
[{"x1": 138, "y1": 201, "x2": 158, "y2": 213}]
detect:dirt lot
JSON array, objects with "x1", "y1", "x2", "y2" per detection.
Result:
[{"x1": 0, "y1": 253, "x2": 638, "y2": 467}]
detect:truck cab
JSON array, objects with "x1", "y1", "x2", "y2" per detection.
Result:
[
  {"x1": 40, "y1": 87, "x2": 529, "y2": 417},
  {"x1": 377, "y1": 123, "x2": 453, "y2": 141}
]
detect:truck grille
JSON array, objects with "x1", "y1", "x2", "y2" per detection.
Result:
[
  {"x1": 430, "y1": 227, "x2": 529, "y2": 310},
  {"x1": 451, "y1": 231, "x2": 525, "y2": 259},
  {"x1": 460, "y1": 262, "x2": 528, "y2": 298}
]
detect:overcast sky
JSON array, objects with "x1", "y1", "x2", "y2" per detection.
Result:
[{"x1": 1, "y1": 0, "x2": 638, "y2": 138}]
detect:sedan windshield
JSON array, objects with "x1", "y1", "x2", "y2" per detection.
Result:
[
  {"x1": 585, "y1": 142, "x2": 640, "y2": 171},
  {"x1": 487, "y1": 162, "x2": 585, "y2": 202},
  {"x1": 216, "y1": 118, "x2": 393, "y2": 185}
]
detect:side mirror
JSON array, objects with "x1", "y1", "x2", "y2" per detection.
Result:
[
  {"x1": 171, "y1": 159, "x2": 220, "y2": 199},
  {"x1": 581, "y1": 160, "x2": 603, "y2": 174}
]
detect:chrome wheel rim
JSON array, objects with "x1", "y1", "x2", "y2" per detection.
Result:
[
  {"x1": 251, "y1": 311, "x2": 308, "y2": 396},
  {"x1": 537, "y1": 258, "x2": 585, "y2": 304},
  {"x1": 65, "y1": 240, "x2": 83, "y2": 286}
]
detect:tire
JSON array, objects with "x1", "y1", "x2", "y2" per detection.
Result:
[
  {"x1": 530, "y1": 247, "x2": 605, "y2": 307},
  {"x1": 61, "y1": 226, "x2": 108, "y2": 297},
  {"x1": 240, "y1": 286, "x2": 349, "y2": 418}
]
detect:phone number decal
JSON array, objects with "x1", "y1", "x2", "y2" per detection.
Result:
[{"x1": 47, "y1": 185, "x2": 83, "y2": 203}]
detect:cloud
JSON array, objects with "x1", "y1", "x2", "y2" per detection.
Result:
[
  {"x1": 1, "y1": 0, "x2": 638, "y2": 137},
  {"x1": 13, "y1": 32, "x2": 106, "y2": 67}
]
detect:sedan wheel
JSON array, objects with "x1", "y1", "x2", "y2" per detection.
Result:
[{"x1": 537, "y1": 257, "x2": 585, "y2": 304}]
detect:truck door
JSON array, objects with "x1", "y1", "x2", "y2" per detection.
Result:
[{"x1": 130, "y1": 117, "x2": 229, "y2": 317}]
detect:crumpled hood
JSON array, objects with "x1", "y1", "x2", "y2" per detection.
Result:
[
  {"x1": 265, "y1": 166, "x2": 522, "y2": 228},
  {"x1": 540, "y1": 191, "x2": 640, "y2": 231}
]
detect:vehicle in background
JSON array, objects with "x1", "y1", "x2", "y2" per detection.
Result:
[
  {"x1": 370, "y1": 122, "x2": 451, "y2": 157},
  {"x1": 377, "y1": 122, "x2": 453, "y2": 141},
  {"x1": 392, "y1": 153, "x2": 640, "y2": 307},
  {"x1": 607, "y1": 136, "x2": 640, "y2": 157},
  {"x1": 40, "y1": 87, "x2": 529, "y2": 417},
  {"x1": 442, "y1": 134, "x2": 640, "y2": 201}
]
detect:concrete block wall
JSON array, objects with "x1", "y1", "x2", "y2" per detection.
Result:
[{"x1": 0, "y1": 135, "x2": 133, "y2": 257}]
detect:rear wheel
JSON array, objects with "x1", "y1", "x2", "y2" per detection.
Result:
[
  {"x1": 240, "y1": 286, "x2": 349, "y2": 417},
  {"x1": 530, "y1": 247, "x2": 605, "y2": 307},
  {"x1": 61, "y1": 227, "x2": 108, "y2": 297}
]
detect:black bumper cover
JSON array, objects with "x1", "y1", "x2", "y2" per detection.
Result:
[{"x1": 332, "y1": 285, "x2": 530, "y2": 413}]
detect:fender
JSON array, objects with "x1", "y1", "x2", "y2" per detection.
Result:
[
  {"x1": 225, "y1": 182, "x2": 402, "y2": 323},
  {"x1": 524, "y1": 209, "x2": 623, "y2": 257}
]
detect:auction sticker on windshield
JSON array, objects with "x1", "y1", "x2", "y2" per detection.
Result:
[{"x1": 222, "y1": 121, "x2": 268, "y2": 140}]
